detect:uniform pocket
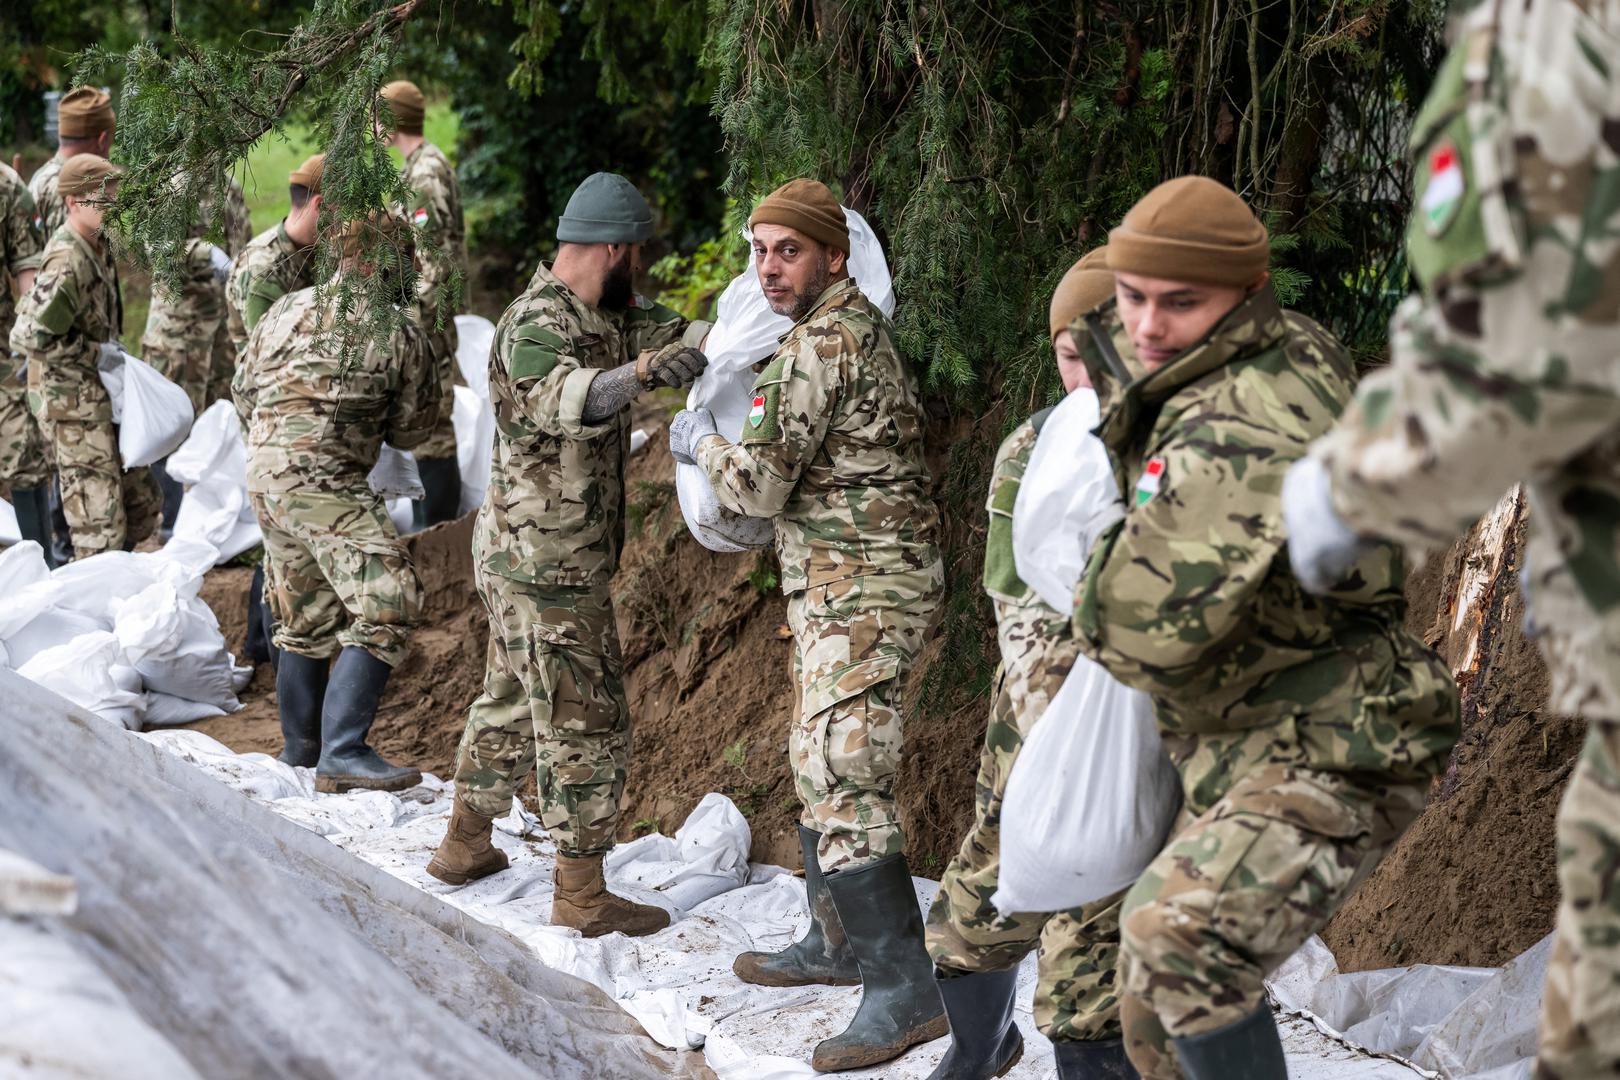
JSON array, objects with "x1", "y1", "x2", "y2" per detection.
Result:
[{"x1": 534, "y1": 632, "x2": 627, "y2": 736}]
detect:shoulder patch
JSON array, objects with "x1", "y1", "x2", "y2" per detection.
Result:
[
  {"x1": 741, "y1": 352, "x2": 792, "y2": 444},
  {"x1": 508, "y1": 321, "x2": 567, "y2": 382},
  {"x1": 33, "y1": 274, "x2": 79, "y2": 336},
  {"x1": 1134, "y1": 456, "x2": 1166, "y2": 506}
]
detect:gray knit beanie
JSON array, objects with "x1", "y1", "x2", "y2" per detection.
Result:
[{"x1": 556, "y1": 172, "x2": 654, "y2": 244}]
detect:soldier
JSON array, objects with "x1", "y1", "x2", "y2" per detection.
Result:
[
  {"x1": 425, "y1": 173, "x2": 709, "y2": 940},
  {"x1": 141, "y1": 173, "x2": 251, "y2": 536},
  {"x1": 923, "y1": 248, "x2": 1138, "y2": 1080},
  {"x1": 1278, "y1": 4, "x2": 1620, "y2": 1076},
  {"x1": 10, "y1": 155, "x2": 161, "y2": 560},
  {"x1": 0, "y1": 160, "x2": 47, "y2": 553},
  {"x1": 1068, "y1": 176, "x2": 1458, "y2": 1079},
  {"x1": 669, "y1": 179, "x2": 945, "y2": 1072},
  {"x1": 233, "y1": 211, "x2": 439, "y2": 794},
  {"x1": 226, "y1": 154, "x2": 323, "y2": 357},
  {"x1": 29, "y1": 87, "x2": 115, "y2": 239},
  {"x1": 379, "y1": 79, "x2": 466, "y2": 527}
]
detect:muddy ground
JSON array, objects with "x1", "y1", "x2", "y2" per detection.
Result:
[{"x1": 192, "y1": 409, "x2": 1576, "y2": 969}]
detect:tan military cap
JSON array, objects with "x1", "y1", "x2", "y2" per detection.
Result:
[
  {"x1": 57, "y1": 154, "x2": 122, "y2": 198},
  {"x1": 1050, "y1": 246, "x2": 1114, "y2": 341},
  {"x1": 379, "y1": 80, "x2": 425, "y2": 134},
  {"x1": 58, "y1": 85, "x2": 115, "y2": 139},
  {"x1": 289, "y1": 153, "x2": 325, "y2": 193}
]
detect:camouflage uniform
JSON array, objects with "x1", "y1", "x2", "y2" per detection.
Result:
[
  {"x1": 0, "y1": 162, "x2": 47, "y2": 492},
  {"x1": 27, "y1": 157, "x2": 65, "y2": 241},
  {"x1": 9, "y1": 224, "x2": 160, "y2": 558},
  {"x1": 140, "y1": 176, "x2": 251, "y2": 414},
  {"x1": 696, "y1": 277, "x2": 943, "y2": 871},
  {"x1": 232, "y1": 281, "x2": 439, "y2": 666},
  {"x1": 1073, "y1": 292, "x2": 1460, "y2": 1077},
  {"x1": 1298, "y1": 3, "x2": 1620, "y2": 1075},
  {"x1": 451, "y1": 262, "x2": 695, "y2": 855},
  {"x1": 400, "y1": 141, "x2": 466, "y2": 463},
  {"x1": 923, "y1": 415, "x2": 1126, "y2": 1042},
  {"x1": 226, "y1": 220, "x2": 316, "y2": 357}
]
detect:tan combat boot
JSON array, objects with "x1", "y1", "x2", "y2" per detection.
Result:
[
  {"x1": 426, "y1": 798, "x2": 511, "y2": 885},
  {"x1": 551, "y1": 852, "x2": 671, "y2": 938}
]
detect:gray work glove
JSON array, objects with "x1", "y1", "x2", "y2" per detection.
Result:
[
  {"x1": 638, "y1": 343, "x2": 709, "y2": 390},
  {"x1": 96, "y1": 340, "x2": 125, "y2": 372},
  {"x1": 1282, "y1": 454, "x2": 1369, "y2": 595},
  {"x1": 207, "y1": 244, "x2": 233, "y2": 284},
  {"x1": 669, "y1": 407, "x2": 719, "y2": 466}
]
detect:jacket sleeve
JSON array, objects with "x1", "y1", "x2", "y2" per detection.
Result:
[
  {"x1": 498, "y1": 310, "x2": 617, "y2": 441},
  {"x1": 4, "y1": 182, "x2": 42, "y2": 277},
  {"x1": 695, "y1": 330, "x2": 839, "y2": 518},
  {"x1": 408, "y1": 161, "x2": 459, "y2": 323},
  {"x1": 385, "y1": 320, "x2": 443, "y2": 450},
  {"x1": 1074, "y1": 430, "x2": 1286, "y2": 699},
  {"x1": 622, "y1": 295, "x2": 710, "y2": 358},
  {"x1": 1315, "y1": 9, "x2": 1620, "y2": 551}
]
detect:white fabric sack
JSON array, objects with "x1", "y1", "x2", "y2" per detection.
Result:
[
  {"x1": 1011, "y1": 388, "x2": 1123, "y2": 612},
  {"x1": 3, "y1": 609, "x2": 106, "y2": 672},
  {"x1": 0, "y1": 496, "x2": 19, "y2": 544},
  {"x1": 453, "y1": 384, "x2": 494, "y2": 516},
  {"x1": 105, "y1": 351, "x2": 195, "y2": 467},
  {"x1": 18, "y1": 631, "x2": 146, "y2": 730},
  {"x1": 454, "y1": 313, "x2": 495, "y2": 402},
  {"x1": 113, "y1": 582, "x2": 243, "y2": 713},
  {"x1": 676, "y1": 207, "x2": 895, "y2": 553},
  {"x1": 993, "y1": 654, "x2": 1176, "y2": 913},
  {"x1": 388, "y1": 498, "x2": 414, "y2": 534},
  {"x1": 143, "y1": 692, "x2": 227, "y2": 728},
  {"x1": 369, "y1": 443, "x2": 424, "y2": 500},
  {"x1": 165, "y1": 401, "x2": 262, "y2": 565}
]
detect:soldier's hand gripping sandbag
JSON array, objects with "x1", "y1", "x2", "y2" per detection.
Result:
[
  {"x1": 638, "y1": 342, "x2": 707, "y2": 389},
  {"x1": 669, "y1": 407, "x2": 718, "y2": 466}
]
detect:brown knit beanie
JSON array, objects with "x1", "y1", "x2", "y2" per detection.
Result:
[
  {"x1": 57, "y1": 155, "x2": 122, "y2": 198},
  {"x1": 1049, "y1": 246, "x2": 1114, "y2": 340},
  {"x1": 1109, "y1": 176, "x2": 1269, "y2": 287},
  {"x1": 379, "y1": 80, "x2": 425, "y2": 135},
  {"x1": 58, "y1": 86, "x2": 115, "y2": 139},
  {"x1": 289, "y1": 153, "x2": 325, "y2": 194},
  {"x1": 748, "y1": 179, "x2": 849, "y2": 255}
]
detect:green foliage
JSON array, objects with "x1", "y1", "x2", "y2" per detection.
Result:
[
  {"x1": 650, "y1": 213, "x2": 748, "y2": 320},
  {"x1": 745, "y1": 552, "x2": 777, "y2": 596}
]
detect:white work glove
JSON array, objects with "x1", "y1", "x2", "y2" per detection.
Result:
[
  {"x1": 669, "y1": 408, "x2": 719, "y2": 466},
  {"x1": 96, "y1": 340, "x2": 125, "y2": 372},
  {"x1": 1282, "y1": 454, "x2": 1368, "y2": 595},
  {"x1": 207, "y1": 244, "x2": 232, "y2": 284}
]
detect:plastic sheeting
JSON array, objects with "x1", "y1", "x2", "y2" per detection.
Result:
[{"x1": 0, "y1": 669, "x2": 707, "y2": 1080}]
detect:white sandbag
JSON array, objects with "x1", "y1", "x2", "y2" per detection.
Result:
[
  {"x1": 993, "y1": 654, "x2": 1175, "y2": 914},
  {"x1": 453, "y1": 384, "x2": 494, "y2": 515},
  {"x1": 1011, "y1": 388, "x2": 1121, "y2": 612},
  {"x1": 388, "y1": 497, "x2": 414, "y2": 533},
  {"x1": 106, "y1": 351, "x2": 195, "y2": 467},
  {"x1": 2, "y1": 609, "x2": 106, "y2": 671},
  {"x1": 166, "y1": 401, "x2": 263, "y2": 565},
  {"x1": 0, "y1": 496, "x2": 19, "y2": 544},
  {"x1": 677, "y1": 208, "x2": 895, "y2": 553},
  {"x1": 0, "y1": 539, "x2": 49, "y2": 594},
  {"x1": 113, "y1": 582, "x2": 243, "y2": 713},
  {"x1": 454, "y1": 313, "x2": 495, "y2": 401},
  {"x1": 369, "y1": 443, "x2": 424, "y2": 500},
  {"x1": 164, "y1": 399, "x2": 237, "y2": 485},
  {"x1": 143, "y1": 692, "x2": 228, "y2": 728},
  {"x1": 18, "y1": 631, "x2": 146, "y2": 730}
]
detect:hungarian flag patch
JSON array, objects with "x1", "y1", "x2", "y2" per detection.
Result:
[
  {"x1": 1135, "y1": 457, "x2": 1165, "y2": 506},
  {"x1": 748, "y1": 394, "x2": 767, "y2": 428},
  {"x1": 412, "y1": 206, "x2": 430, "y2": 227},
  {"x1": 1421, "y1": 138, "x2": 1465, "y2": 237}
]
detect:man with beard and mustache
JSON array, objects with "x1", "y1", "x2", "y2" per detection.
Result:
[
  {"x1": 426, "y1": 172, "x2": 710, "y2": 938},
  {"x1": 669, "y1": 179, "x2": 944, "y2": 1073}
]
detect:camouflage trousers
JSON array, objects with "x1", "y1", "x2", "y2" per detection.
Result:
[
  {"x1": 251, "y1": 489, "x2": 422, "y2": 666},
  {"x1": 786, "y1": 568, "x2": 940, "y2": 872},
  {"x1": 412, "y1": 326, "x2": 459, "y2": 461},
  {"x1": 203, "y1": 320, "x2": 235, "y2": 409},
  {"x1": 42, "y1": 417, "x2": 160, "y2": 559},
  {"x1": 1117, "y1": 757, "x2": 1426, "y2": 1079},
  {"x1": 1536, "y1": 719, "x2": 1620, "y2": 1079},
  {"x1": 925, "y1": 672, "x2": 1125, "y2": 1041},
  {"x1": 141, "y1": 288, "x2": 225, "y2": 415},
  {"x1": 0, "y1": 369, "x2": 48, "y2": 489},
  {"x1": 451, "y1": 567, "x2": 629, "y2": 856}
]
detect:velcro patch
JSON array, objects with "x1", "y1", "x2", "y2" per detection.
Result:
[
  {"x1": 508, "y1": 322, "x2": 567, "y2": 382},
  {"x1": 741, "y1": 354, "x2": 791, "y2": 444},
  {"x1": 1134, "y1": 456, "x2": 1166, "y2": 506},
  {"x1": 34, "y1": 278, "x2": 77, "y2": 336}
]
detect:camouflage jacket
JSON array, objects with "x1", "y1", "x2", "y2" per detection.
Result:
[
  {"x1": 984, "y1": 413, "x2": 1079, "y2": 737},
  {"x1": 476, "y1": 261, "x2": 693, "y2": 586},
  {"x1": 227, "y1": 220, "x2": 316, "y2": 355},
  {"x1": 144, "y1": 177, "x2": 250, "y2": 362},
  {"x1": 233, "y1": 278, "x2": 438, "y2": 495},
  {"x1": 27, "y1": 156, "x2": 65, "y2": 240},
  {"x1": 696, "y1": 277, "x2": 941, "y2": 593},
  {"x1": 1074, "y1": 290, "x2": 1457, "y2": 785},
  {"x1": 1314, "y1": 0, "x2": 1620, "y2": 721},
  {"x1": 401, "y1": 141, "x2": 466, "y2": 331},
  {"x1": 10, "y1": 224, "x2": 122, "y2": 423},
  {"x1": 0, "y1": 162, "x2": 45, "y2": 365}
]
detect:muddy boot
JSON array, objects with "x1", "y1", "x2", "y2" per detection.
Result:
[
  {"x1": 427, "y1": 797, "x2": 511, "y2": 885},
  {"x1": 49, "y1": 479, "x2": 73, "y2": 565},
  {"x1": 812, "y1": 854, "x2": 949, "y2": 1072},
  {"x1": 551, "y1": 852, "x2": 671, "y2": 938},
  {"x1": 1053, "y1": 1037, "x2": 1138, "y2": 1079},
  {"x1": 1170, "y1": 1005, "x2": 1283, "y2": 1080},
  {"x1": 314, "y1": 647, "x2": 421, "y2": 793},
  {"x1": 11, "y1": 486, "x2": 51, "y2": 559},
  {"x1": 734, "y1": 825, "x2": 860, "y2": 986},
  {"x1": 151, "y1": 457, "x2": 183, "y2": 541},
  {"x1": 275, "y1": 651, "x2": 328, "y2": 767},
  {"x1": 414, "y1": 457, "x2": 462, "y2": 528},
  {"x1": 927, "y1": 966, "x2": 1024, "y2": 1079}
]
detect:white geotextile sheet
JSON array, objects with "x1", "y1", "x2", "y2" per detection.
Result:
[
  {"x1": 138, "y1": 728, "x2": 1547, "y2": 1079},
  {"x1": 0, "y1": 670, "x2": 703, "y2": 1080}
]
